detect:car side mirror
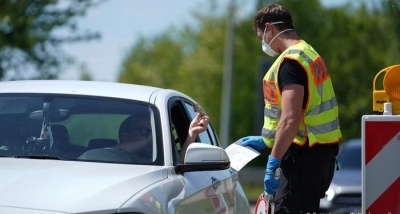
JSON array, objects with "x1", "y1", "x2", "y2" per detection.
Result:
[{"x1": 175, "y1": 143, "x2": 230, "y2": 174}]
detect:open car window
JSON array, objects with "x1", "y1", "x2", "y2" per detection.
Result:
[
  {"x1": 0, "y1": 94, "x2": 163, "y2": 165},
  {"x1": 183, "y1": 102, "x2": 215, "y2": 145}
]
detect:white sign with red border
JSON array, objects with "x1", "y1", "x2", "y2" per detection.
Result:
[{"x1": 362, "y1": 115, "x2": 400, "y2": 213}]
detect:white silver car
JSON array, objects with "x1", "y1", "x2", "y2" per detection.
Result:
[
  {"x1": 320, "y1": 138, "x2": 362, "y2": 214},
  {"x1": 0, "y1": 80, "x2": 251, "y2": 214}
]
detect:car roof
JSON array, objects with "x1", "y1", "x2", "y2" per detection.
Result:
[
  {"x1": 0, "y1": 80, "x2": 165, "y2": 102},
  {"x1": 341, "y1": 138, "x2": 361, "y2": 148}
]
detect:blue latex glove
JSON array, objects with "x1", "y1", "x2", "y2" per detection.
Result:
[
  {"x1": 264, "y1": 155, "x2": 282, "y2": 195},
  {"x1": 241, "y1": 136, "x2": 266, "y2": 151}
]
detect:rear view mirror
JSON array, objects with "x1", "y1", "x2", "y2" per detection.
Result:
[
  {"x1": 175, "y1": 143, "x2": 230, "y2": 173},
  {"x1": 29, "y1": 109, "x2": 70, "y2": 122}
]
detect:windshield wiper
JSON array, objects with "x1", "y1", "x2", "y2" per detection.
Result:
[{"x1": 14, "y1": 155, "x2": 63, "y2": 160}]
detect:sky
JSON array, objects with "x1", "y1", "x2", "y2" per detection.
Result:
[{"x1": 60, "y1": 0, "x2": 349, "y2": 82}]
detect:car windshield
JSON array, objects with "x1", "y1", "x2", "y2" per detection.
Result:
[
  {"x1": 0, "y1": 94, "x2": 163, "y2": 165},
  {"x1": 337, "y1": 142, "x2": 361, "y2": 170}
]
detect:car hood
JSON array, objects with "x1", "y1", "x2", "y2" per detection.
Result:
[
  {"x1": 0, "y1": 158, "x2": 166, "y2": 213},
  {"x1": 331, "y1": 169, "x2": 361, "y2": 187}
]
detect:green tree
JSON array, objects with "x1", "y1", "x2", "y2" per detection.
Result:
[
  {"x1": 118, "y1": 0, "x2": 400, "y2": 160},
  {"x1": 79, "y1": 63, "x2": 92, "y2": 81},
  {"x1": 118, "y1": 1, "x2": 227, "y2": 141},
  {"x1": 266, "y1": 0, "x2": 400, "y2": 140},
  {"x1": 0, "y1": 0, "x2": 103, "y2": 80}
]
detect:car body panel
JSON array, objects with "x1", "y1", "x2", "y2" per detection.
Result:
[
  {"x1": 0, "y1": 207, "x2": 64, "y2": 214},
  {"x1": 0, "y1": 158, "x2": 166, "y2": 213},
  {"x1": 0, "y1": 80, "x2": 161, "y2": 103},
  {"x1": 177, "y1": 171, "x2": 236, "y2": 213}
]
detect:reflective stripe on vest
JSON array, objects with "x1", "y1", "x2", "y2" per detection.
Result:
[
  {"x1": 262, "y1": 127, "x2": 305, "y2": 139},
  {"x1": 262, "y1": 41, "x2": 342, "y2": 148}
]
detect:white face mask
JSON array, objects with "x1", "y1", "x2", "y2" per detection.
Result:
[{"x1": 261, "y1": 21, "x2": 293, "y2": 57}]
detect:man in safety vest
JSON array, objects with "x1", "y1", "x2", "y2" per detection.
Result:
[{"x1": 240, "y1": 3, "x2": 342, "y2": 213}]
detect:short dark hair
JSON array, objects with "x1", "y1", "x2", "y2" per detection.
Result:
[
  {"x1": 118, "y1": 110, "x2": 150, "y2": 142},
  {"x1": 253, "y1": 3, "x2": 294, "y2": 32}
]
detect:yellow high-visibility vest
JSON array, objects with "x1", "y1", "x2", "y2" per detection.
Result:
[{"x1": 262, "y1": 40, "x2": 342, "y2": 148}]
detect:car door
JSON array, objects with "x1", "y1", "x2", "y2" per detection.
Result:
[{"x1": 168, "y1": 98, "x2": 236, "y2": 214}]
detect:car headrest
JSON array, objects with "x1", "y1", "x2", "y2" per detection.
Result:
[{"x1": 51, "y1": 124, "x2": 69, "y2": 145}]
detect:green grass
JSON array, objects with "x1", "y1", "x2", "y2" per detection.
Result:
[{"x1": 241, "y1": 183, "x2": 264, "y2": 204}]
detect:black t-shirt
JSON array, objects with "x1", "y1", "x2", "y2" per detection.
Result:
[{"x1": 278, "y1": 59, "x2": 308, "y2": 109}]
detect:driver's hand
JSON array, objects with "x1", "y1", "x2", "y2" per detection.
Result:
[{"x1": 188, "y1": 113, "x2": 209, "y2": 138}]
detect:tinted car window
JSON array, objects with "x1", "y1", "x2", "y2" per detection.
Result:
[
  {"x1": 184, "y1": 102, "x2": 212, "y2": 145},
  {"x1": 337, "y1": 144, "x2": 361, "y2": 170},
  {"x1": 0, "y1": 94, "x2": 163, "y2": 165}
]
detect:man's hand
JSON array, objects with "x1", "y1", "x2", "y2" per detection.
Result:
[
  {"x1": 188, "y1": 113, "x2": 209, "y2": 139},
  {"x1": 241, "y1": 136, "x2": 267, "y2": 151},
  {"x1": 264, "y1": 155, "x2": 281, "y2": 194},
  {"x1": 181, "y1": 113, "x2": 209, "y2": 161}
]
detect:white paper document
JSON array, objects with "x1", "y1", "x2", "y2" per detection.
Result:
[{"x1": 225, "y1": 139, "x2": 260, "y2": 171}]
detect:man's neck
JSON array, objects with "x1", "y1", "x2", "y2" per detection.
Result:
[{"x1": 278, "y1": 32, "x2": 301, "y2": 53}]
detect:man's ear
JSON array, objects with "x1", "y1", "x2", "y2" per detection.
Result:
[{"x1": 264, "y1": 22, "x2": 270, "y2": 31}]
